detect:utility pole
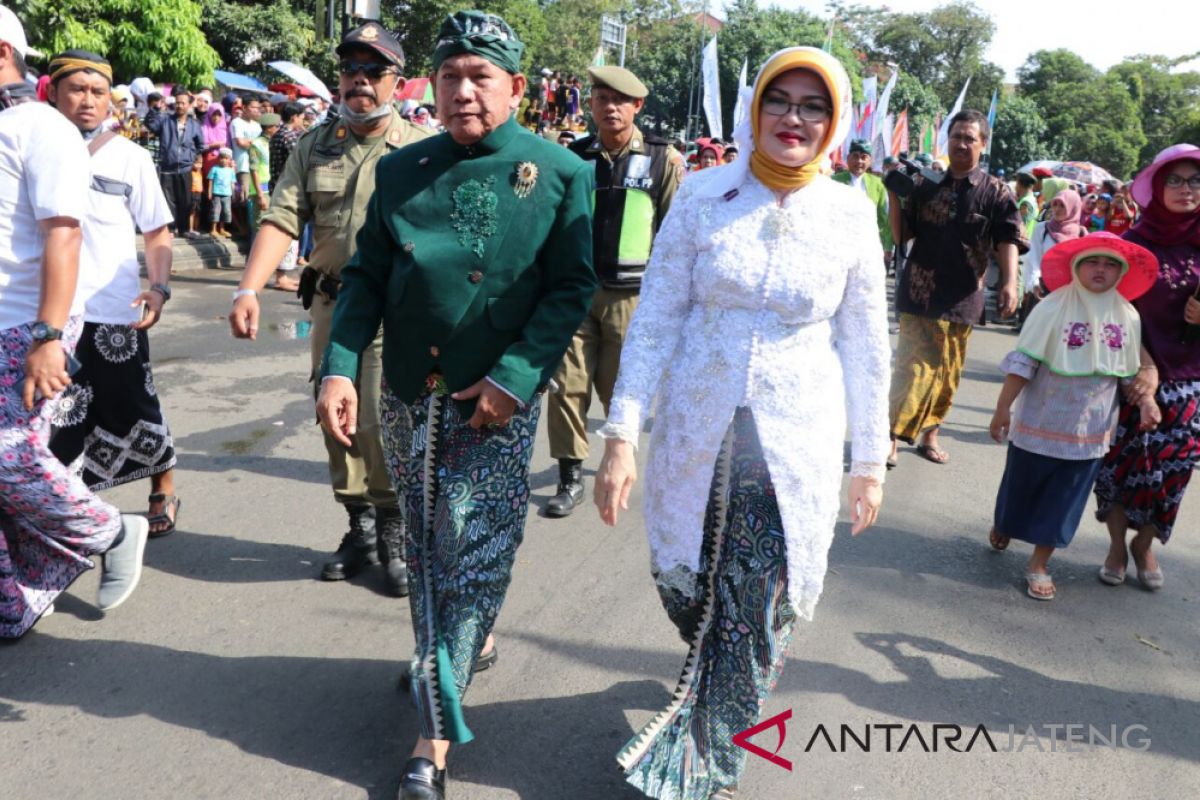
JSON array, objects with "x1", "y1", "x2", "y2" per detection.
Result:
[{"x1": 685, "y1": 0, "x2": 709, "y2": 142}]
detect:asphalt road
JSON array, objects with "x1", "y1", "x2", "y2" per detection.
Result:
[{"x1": 3, "y1": 268, "x2": 1199, "y2": 800}]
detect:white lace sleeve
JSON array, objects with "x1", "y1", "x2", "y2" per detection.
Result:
[
  {"x1": 835, "y1": 206, "x2": 892, "y2": 483},
  {"x1": 601, "y1": 180, "x2": 700, "y2": 445}
]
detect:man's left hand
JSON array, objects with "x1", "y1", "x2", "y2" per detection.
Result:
[
  {"x1": 452, "y1": 379, "x2": 517, "y2": 430},
  {"x1": 130, "y1": 290, "x2": 165, "y2": 330},
  {"x1": 997, "y1": 282, "x2": 1019, "y2": 318}
]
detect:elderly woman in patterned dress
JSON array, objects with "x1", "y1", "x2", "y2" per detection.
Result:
[{"x1": 595, "y1": 47, "x2": 891, "y2": 800}]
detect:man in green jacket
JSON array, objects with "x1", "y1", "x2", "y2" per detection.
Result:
[
  {"x1": 833, "y1": 139, "x2": 893, "y2": 266},
  {"x1": 316, "y1": 12, "x2": 595, "y2": 799}
]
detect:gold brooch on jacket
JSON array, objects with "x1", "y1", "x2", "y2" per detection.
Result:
[{"x1": 514, "y1": 161, "x2": 538, "y2": 199}]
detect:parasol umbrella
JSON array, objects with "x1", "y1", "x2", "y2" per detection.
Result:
[
  {"x1": 1017, "y1": 159, "x2": 1115, "y2": 186},
  {"x1": 268, "y1": 61, "x2": 332, "y2": 102},
  {"x1": 269, "y1": 82, "x2": 317, "y2": 99},
  {"x1": 213, "y1": 69, "x2": 268, "y2": 94}
]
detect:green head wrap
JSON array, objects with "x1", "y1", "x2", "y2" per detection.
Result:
[{"x1": 432, "y1": 11, "x2": 524, "y2": 75}]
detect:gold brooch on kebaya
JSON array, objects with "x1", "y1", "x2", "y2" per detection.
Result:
[{"x1": 514, "y1": 161, "x2": 538, "y2": 198}]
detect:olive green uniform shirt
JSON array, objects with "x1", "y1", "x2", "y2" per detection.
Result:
[{"x1": 261, "y1": 109, "x2": 433, "y2": 280}]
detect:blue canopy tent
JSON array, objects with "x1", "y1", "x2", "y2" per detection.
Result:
[{"x1": 212, "y1": 70, "x2": 269, "y2": 94}]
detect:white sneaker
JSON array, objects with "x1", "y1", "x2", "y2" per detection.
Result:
[{"x1": 97, "y1": 514, "x2": 149, "y2": 611}]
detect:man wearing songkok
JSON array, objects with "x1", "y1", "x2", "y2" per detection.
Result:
[{"x1": 316, "y1": 11, "x2": 595, "y2": 798}]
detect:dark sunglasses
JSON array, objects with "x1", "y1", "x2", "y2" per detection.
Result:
[{"x1": 338, "y1": 60, "x2": 395, "y2": 79}]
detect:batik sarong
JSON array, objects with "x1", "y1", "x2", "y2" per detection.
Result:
[
  {"x1": 49, "y1": 322, "x2": 175, "y2": 490},
  {"x1": 380, "y1": 381, "x2": 540, "y2": 744},
  {"x1": 619, "y1": 407, "x2": 796, "y2": 799},
  {"x1": 1094, "y1": 380, "x2": 1200, "y2": 542},
  {"x1": 889, "y1": 312, "x2": 972, "y2": 443},
  {"x1": 1, "y1": 320, "x2": 123, "y2": 639}
]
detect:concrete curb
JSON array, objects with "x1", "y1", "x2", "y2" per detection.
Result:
[{"x1": 138, "y1": 234, "x2": 250, "y2": 276}]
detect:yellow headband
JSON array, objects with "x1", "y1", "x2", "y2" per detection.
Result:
[
  {"x1": 749, "y1": 50, "x2": 842, "y2": 192},
  {"x1": 49, "y1": 56, "x2": 113, "y2": 85}
]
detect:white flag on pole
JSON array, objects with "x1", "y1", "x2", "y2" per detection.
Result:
[
  {"x1": 873, "y1": 69, "x2": 897, "y2": 146},
  {"x1": 937, "y1": 77, "x2": 971, "y2": 155},
  {"x1": 732, "y1": 58, "x2": 749, "y2": 130},
  {"x1": 701, "y1": 36, "x2": 723, "y2": 141}
]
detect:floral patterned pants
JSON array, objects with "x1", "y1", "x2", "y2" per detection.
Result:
[{"x1": 1, "y1": 320, "x2": 122, "y2": 639}]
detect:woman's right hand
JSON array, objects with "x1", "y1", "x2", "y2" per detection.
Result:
[
  {"x1": 595, "y1": 438, "x2": 637, "y2": 527},
  {"x1": 1185, "y1": 296, "x2": 1200, "y2": 326},
  {"x1": 1123, "y1": 366, "x2": 1158, "y2": 404}
]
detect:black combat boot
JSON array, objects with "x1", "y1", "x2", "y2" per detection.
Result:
[
  {"x1": 546, "y1": 458, "x2": 584, "y2": 518},
  {"x1": 376, "y1": 507, "x2": 410, "y2": 597},
  {"x1": 320, "y1": 504, "x2": 378, "y2": 581}
]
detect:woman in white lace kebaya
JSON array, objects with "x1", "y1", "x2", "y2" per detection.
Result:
[{"x1": 595, "y1": 48, "x2": 891, "y2": 799}]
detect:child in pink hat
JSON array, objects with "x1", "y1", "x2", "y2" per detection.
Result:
[{"x1": 987, "y1": 232, "x2": 1161, "y2": 600}]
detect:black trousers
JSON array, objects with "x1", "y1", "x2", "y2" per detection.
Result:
[{"x1": 160, "y1": 171, "x2": 192, "y2": 234}]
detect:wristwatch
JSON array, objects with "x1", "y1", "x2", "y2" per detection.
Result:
[
  {"x1": 31, "y1": 321, "x2": 64, "y2": 342},
  {"x1": 150, "y1": 282, "x2": 172, "y2": 302}
]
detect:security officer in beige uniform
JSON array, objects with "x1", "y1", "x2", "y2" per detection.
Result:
[
  {"x1": 545, "y1": 66, "x2": 683, "y2": 517},
  {"x1": 229, "y1": 22, "x2": 432, "y2": 594}
]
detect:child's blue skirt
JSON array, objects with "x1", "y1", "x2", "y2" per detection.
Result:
[{"x1": 994, "y1": 443, "x2": 1102, "y2": 548}]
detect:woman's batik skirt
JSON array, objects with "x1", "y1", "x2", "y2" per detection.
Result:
[
  {"x1": 380, "y1": 385, "x2": 540, "y2": 744},
  {"x1": 620, "y1": 407, "x2": 797, "y2": 799},
  {"x1": 1094, "y1": 380, "x2": 1200, "y2": 542},
  {"x1": 1, "y1": 320, "x2": 122, "y2": 638}
]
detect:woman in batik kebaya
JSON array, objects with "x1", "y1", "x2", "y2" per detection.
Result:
[{"x1": 595, "y1": 47, "x2": 891, "y2": 799}]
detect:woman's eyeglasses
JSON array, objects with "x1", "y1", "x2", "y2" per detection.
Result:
[
  {"x1": 1164, "y1": 174, "x2": 1200, "y2": 190},
  {"x1": 338, "y1": 61, "x2": 395, "y2": 79},
  {"x1": 760, "y1": 96, "x2": 831, "y2": 122}
]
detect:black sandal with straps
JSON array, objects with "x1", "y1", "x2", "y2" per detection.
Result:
[{"x1": 147, "y1": 493, "x2": 182, "y2": 538}]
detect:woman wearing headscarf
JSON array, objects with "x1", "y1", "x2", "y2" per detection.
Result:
[
  {"x1": 1094, "y1": 144, "x2": 1200, "y2": 590},
  {"x1": 199, "y1": 106, "x2": 229, "y2": 231},
  {"x1": 595, "y1": 47, "x2": 890, "y2": 799},
  {"x1": 1037, "y1": 177, "x2": 1071, "y2": 220},
  {"x1": 1023, "y1": 189, "x2": 1085, "y2": 300}
]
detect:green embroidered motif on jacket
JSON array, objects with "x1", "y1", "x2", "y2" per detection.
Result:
[{"x1": 451, "y1": 177, "x2": 498, "y2": 257}]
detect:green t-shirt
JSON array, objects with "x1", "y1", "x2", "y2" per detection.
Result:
[{"x1": 248, "y1": 136, "x2": 271, "y2": 196}]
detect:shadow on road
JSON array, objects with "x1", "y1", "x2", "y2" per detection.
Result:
[{"x1": 0, "y1": 633, "x2": 664, "y2": 799}]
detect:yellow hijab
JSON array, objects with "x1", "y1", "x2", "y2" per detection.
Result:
[{"x1": 748, "y1": 48, "x2": 850, "y2": 192}]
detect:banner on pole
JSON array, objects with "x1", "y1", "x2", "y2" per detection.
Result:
[
  {"x1": 701, "y1": 36, "x2": 723, "y2": 141},
  {"x1": 937, "y1": 78, "x2": 971, "y2": 155},
  {"x1": 892, "y1": 109, "x2": 909, "y2": 156},
  {"x1": 733, "y1": 58, "x2": 749, "y2": 130}
]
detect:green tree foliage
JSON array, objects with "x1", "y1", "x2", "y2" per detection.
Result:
[
  {"x1": 889, "y1": 71, "x2": 941, "y2": 147},
  {"x1": 987, "y1": 94, "x2": 1049, "y2": 174},
  {"x1": 716, "y1": 0, "x2": 861, "y2": 135},
  {"x1": 1109, "y1": 54, "x2": 1200, "y2": 167},
  {"x1": 19, "y1": 0, "x2": 219, "y2": 85},
  {"x1": 1019, "y1": 49, "x2": 1146, "y2": 178},
  {"x1": 624, "y1": 16, "x2": 700, "y2": 135},
  {"x1": 200, "y1": 0, "x2": 327, "y2": 85},
  {"x1": 1017, "y1": 49, "x2": 1098, "y2": 97},
  {"x1": 381, "y1": 0, "x2": 549, "y2": 77},
  {"x1": 833, "y1": 0, "x2": 1002, "y2": 111}
]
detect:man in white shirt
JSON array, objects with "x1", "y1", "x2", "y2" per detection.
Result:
[
  {"x1": 45, "y1": 49, "x2": 182, "y2": 538},
  {"x1": 230, "y1": 96, "x2": 262, "y2": 233},
  {"x1": 0, "y1": 8, "x2": 149, "y2": 639}
]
